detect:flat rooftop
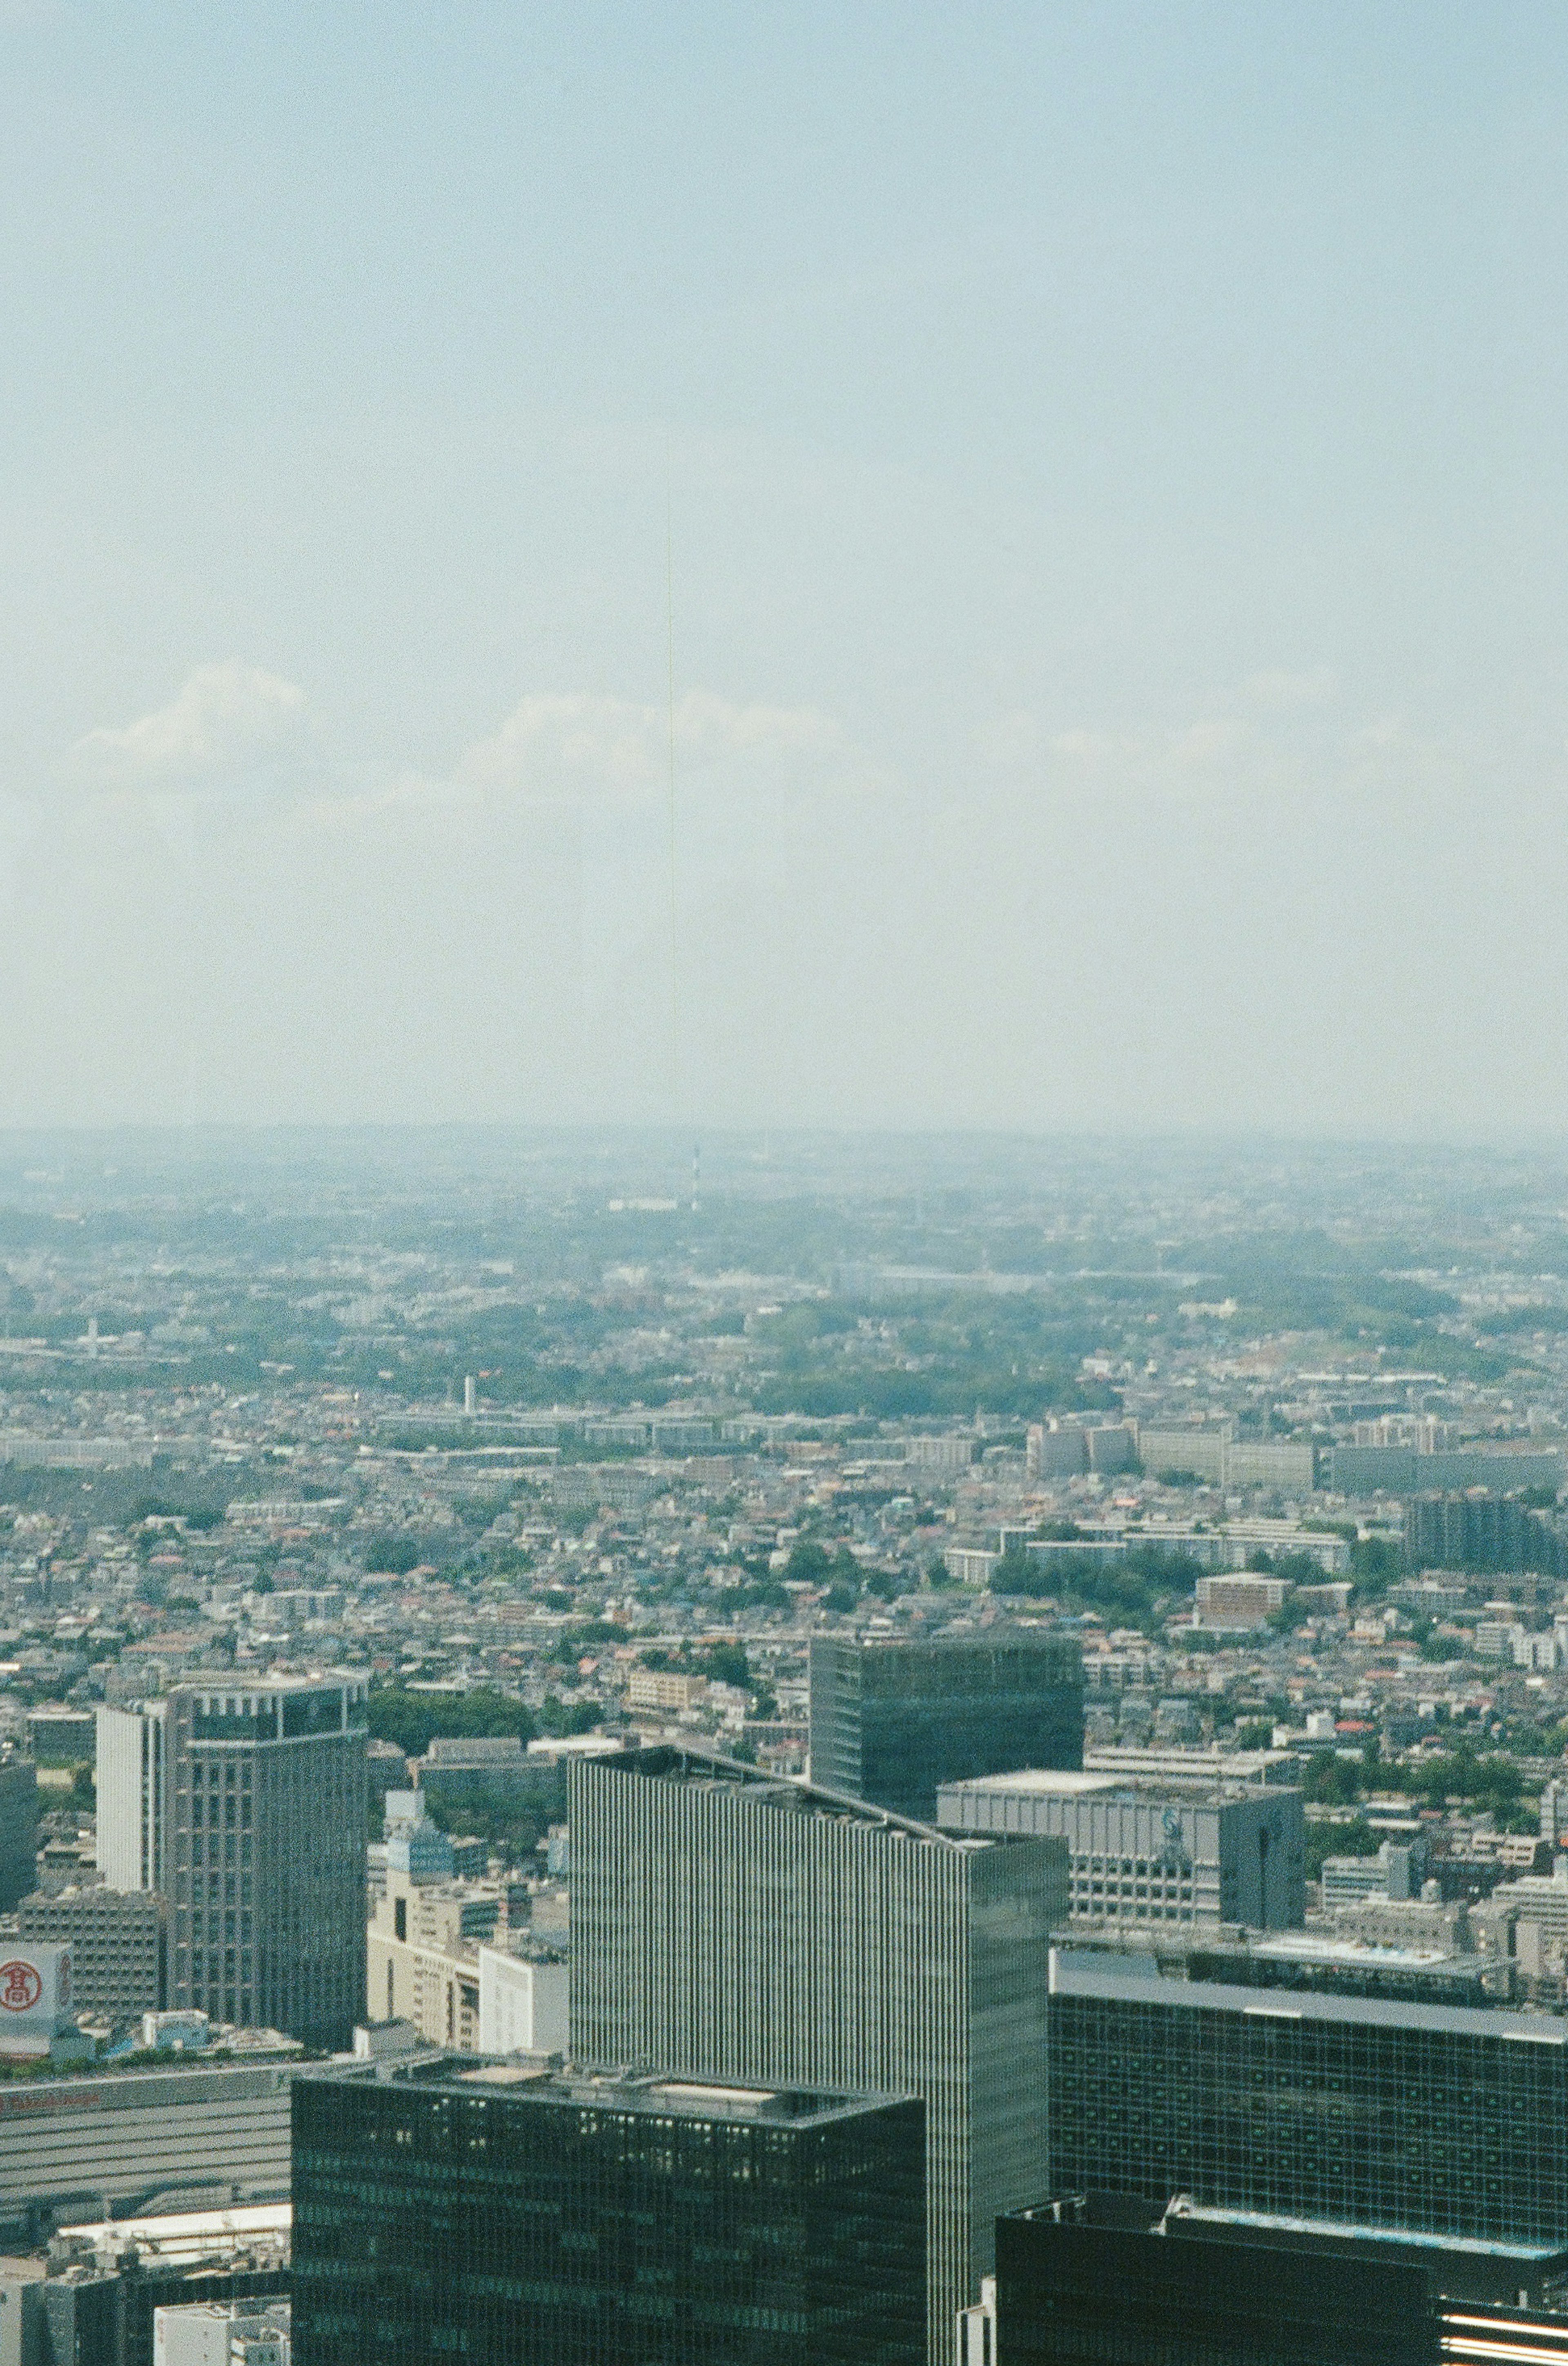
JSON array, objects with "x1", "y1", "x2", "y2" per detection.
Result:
[
  {"x1": 1010, "y1": 2194, "x2": 1568, "y2": 2267},
  {"x1": 395, "y1": 2059, "x2": 915, "y2": 2129},
  {"x1": 1050, "y1": 1947, "x2": 1566, "y2": 2045},
  {"x1": 606, "y1": 1741, "x2": 993, "y2": 1845}
]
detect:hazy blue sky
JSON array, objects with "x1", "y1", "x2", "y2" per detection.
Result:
[{"x1": 4, "y1": 3, "x2": 1567, "y2": 1135}]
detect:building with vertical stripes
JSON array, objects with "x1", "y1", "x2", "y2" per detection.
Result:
[
  {"x1": 96, "y1": 1677, "x2": 368, "y2": 2051},
  {"x1": 568, "y1": 1745, "x2": 1067, "y2": 2365}
]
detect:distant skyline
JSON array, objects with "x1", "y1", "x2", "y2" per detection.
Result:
[{"x1": 4, "y1": 4, "x2": 1568, "y2": 1135}]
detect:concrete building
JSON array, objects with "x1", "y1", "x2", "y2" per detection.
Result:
[
  {"x1": 904, "y1": 1433, "x2": 976, "y2": 1476},
  {"x1": 476, "y1": 1945, "x2": 568, "y2": 2055},
  {"x1": 1319, "y1": 1838, "x2": 1430, "y2": 1911},
  {"x1": 937, "y1": 1770, "x2": 1305, "y2": 1930},
  {"x1": 570, "y1": 1743, "x2": 1066, "y2": 2365},
  {"x1": 96, "y1": 1675, "x2": 368, "y2": 2051},
  {"x1": 1222, "y1": 1439, "x2": 1318, "y2": 1490},
  {"x1": 16, "y1": 1887, "x2": 166, "y2": 2025},
  {"x1": 1486, "y1": 1860, "x2": 1568, "y2": 1949},
  {"x1": 1085, "y1": 1744, "x2": 1301, "y2": 1785},
  {"x1": 412, "y1": 1733, "x2": 540, "y2": 1797},
  {"x1": 0, "y1": 1943, "x2": 75, "y2": 2066},
  {"x1": 381, "y1": 1791, "x2": 453, "y2": 1885},
  {"x1": 1194, "y1": 1573, "x2": 1290, "y2": 1629},
  {"x1": 292, "y1": 2061, "x2": 927, "y2": 2366},
  {"x1": 623, "y1": 1666, "x2": 707, "y2": 1715},
  {"x1": 1137, "y1": 1425, "x2": 1232, "y2": 1483},
  {"x1": 808, "y1": 1632, "x2": 1083, "y2": 1821},
  {"x1": 154, "y1": 2301, "x2": 290, "y2": 2366},
  {"x1": 0, "y1": 2056, "x2": 313, "y2": 2244},
  {"x1": 367, "y1": 1871, "x2": 519, "y2": 2050},
  {"x1": 0, "y1": 1751, "x2": 38, "y2": 1914}
]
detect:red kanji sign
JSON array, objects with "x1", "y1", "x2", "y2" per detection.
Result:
[{"x1": 0, "y1": 1961, "x2": 42, "y2": 2012}]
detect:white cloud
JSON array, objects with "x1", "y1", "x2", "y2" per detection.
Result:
[
  {"x1": 458, "y1": 689, "x2": 840, "y2": 799},
  {"x1": 1043, "y1": 716, "x2": 1261, "y2": 801},
  {"x1": 70, "y1": 663, "x2": 308, "y2": 784}
]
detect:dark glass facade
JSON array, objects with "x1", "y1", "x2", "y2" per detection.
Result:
[
  {"x1": 292, "y1": 2065, "x2": 926, "y2": 2366},
  {"x1": 808, "y1": 1637, "x2": 1083, "y2": 1822},
  {"x1": 1048, "y1": 1957, "x2": 1568, "y2": 2244},
  {"x1": 997, "y1": 2200, "x2": 1441, "y2": 2366}
]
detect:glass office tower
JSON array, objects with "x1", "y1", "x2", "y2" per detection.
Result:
[
  {"x1": 808, "y1": 1635, "x2": 1083, "y2": 1823},
  {"x1": 1048, "y1": 1950, "x2": 1568, "y2": 2245},
  {"x1": 570, "y1": 1744, "x2": 1066, "y2": 2366},
  {"x1": 292, "y1": 2062, "x2": 927, "y2": 2366}
]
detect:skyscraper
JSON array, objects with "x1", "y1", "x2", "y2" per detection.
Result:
[
  {"x1": 292, "y1": 2060, "x2": 927, "y2": 2366},
  {"x1": 96, "y1": 1676, "x2": 368, "y2": 2050},
  {"x1": 569, "y1": 1745, "x2": 1066, "y2": 2364},
  {"x1": 808, "y1": 1634, "x2": 1084, "y2": 1821}
]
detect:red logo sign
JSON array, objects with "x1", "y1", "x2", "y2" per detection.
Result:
[{"x1": 0, "y1": 1961, "x2": 42, "y2": 2013}]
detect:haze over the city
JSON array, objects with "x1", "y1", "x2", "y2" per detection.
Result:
[{"x1": 3, "y1": 2, "x2": 1566, "y2": 1135}]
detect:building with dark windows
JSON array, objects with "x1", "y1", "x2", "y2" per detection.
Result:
[
  {"x1": 807, "y1": 1634, "x2": 1083, "y2": 1822},
  {"x1": 1047, "y1": 1948, "x2": 1568, "y2": 2245},
  {"x1": 0, "y1": 1748, "x2": 38, "y2": 1913},
  {"x1": 569, "y1": 1744, "x2": 1065, "y2": 2366},
  {"x1": 986, "y1": 2193, "x2": 1568, "y2": 2366},
  {"x1": 96, "y1": 1677, "x2": 368, "y2": 2050},
  {"x1": 291, "y1": 2060, "x2": 926, "y2": 2366}
]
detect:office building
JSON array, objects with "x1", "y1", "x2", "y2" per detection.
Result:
[
  {"x1": 0, "y1": 2056, "x2": 312, "y2": 2244},
  {"x1": 808, "y1": 1633, "x2": 1083, "y2": 1820},
  {"x1": 1047, "y1": 1948, "x2": 1568, "y2": 2246},
  {"x1": 17, "y1": 1887, "x2": 167, "y2": 2024},
  {"x1": 381, "y1": 1791, "x2": 453, "y2": 1884},
  {"x1": 97, "y1": 1676, "x2": 368, "y2": 2050},
  {"x1": 1319, "y1": 1836, "x2": 1430, "y2": 1910},
  {"x1": 368, "y1": 1869, "x2": 524, "y2": 2050},
  {"x1": 32, "y1": 2246, "x2": 290, "y2": 2366},
  {"x1": 990, "y1": 2192, "x2": 1568, "y2": 2366},
  {"x1": 154, "y1": 2301, "x2": 291, "y2": 2366},
  {"x1": 0, "y1": 1751, "x2": 38, "y2": 1913},
  {"x1": 937, "y1": 1769, "x2": 1305, "y2": 1929},
  {"x1": 292, "y1": 2060, "x2": 926, "y2": 2366},
  {"x1": 570, "y1": 1745, "x2": 1065, "y2": 2363},
  {"x1": 476, "y1": 1944, "x2": 568, "y2": 2054}
]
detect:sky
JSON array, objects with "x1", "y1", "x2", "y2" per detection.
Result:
[{"x1": 3, "y1": 2, "x2": 1568, "y2": 1138}]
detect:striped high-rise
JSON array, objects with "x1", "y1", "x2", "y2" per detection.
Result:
[{"x1": 570, "y1": 1746, "x2": 1067, "y2": 2365}]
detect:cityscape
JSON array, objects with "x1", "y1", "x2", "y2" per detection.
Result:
[
  {"x1": 0, "y1": 1133, "x2": 1564, "y2": 2360},
  {"x1": 6, "y1": 4, "x2": 1567, "y2": 2363}
]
